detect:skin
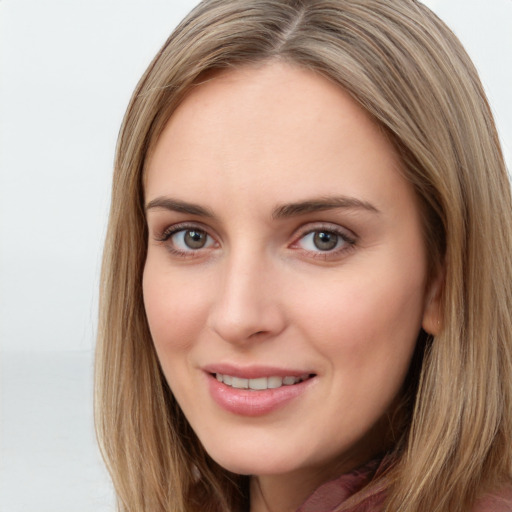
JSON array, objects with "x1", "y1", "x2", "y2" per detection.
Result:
[{"x1": 143, "y1": 61, "x2": 441, "y2": 512}]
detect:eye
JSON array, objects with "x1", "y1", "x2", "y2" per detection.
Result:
[
  {"x1": 159, "y1": 225, "x2": 217, "y2": 254},
  {"x1": 172, "y1": 228, "x2": 214, "y2": 251},
  {"x1": 300, "y1": 231, "x2": 340, "y2": 251},
  {"x1": 294, "y1": 226, "x2": 355, "y2": 255}
]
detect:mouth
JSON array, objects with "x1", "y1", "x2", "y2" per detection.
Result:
[
  {"x1": 212, "y1": 373, "x2": 315, "y2": 390},
  {"x1": 207, "y1": 370, "x2": 316, "y2": 416}
]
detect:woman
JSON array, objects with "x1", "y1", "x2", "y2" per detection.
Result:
[{"x1": 95, "y1": 1, "x2": 512, "y2": 511}]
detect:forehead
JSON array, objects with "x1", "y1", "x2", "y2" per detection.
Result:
[{"x1": 145, "y1": 61, "x2": 410, "y2": 216}]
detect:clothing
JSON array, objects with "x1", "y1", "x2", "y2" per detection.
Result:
[
  {"x1": 295, "y1": 457, "x2": 512, "y2": 512},
  {"x1": 474, "y1": 489, "x2": 512, "y2": 512},
  {"x1": 296, "y1": 457, "x2": 387, "y2": 512}
]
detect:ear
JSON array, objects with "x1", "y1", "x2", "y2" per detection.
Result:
[{"x1": 422, "y1": 269, "x2": 444, "y2": 336}]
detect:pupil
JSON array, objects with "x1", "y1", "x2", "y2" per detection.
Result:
[
  {"x1": 313, "y1": 231, "x2": 338, "y2": 251},
  {"x1": 184, "y1": 230, "x2": 206, "y2": 249}
]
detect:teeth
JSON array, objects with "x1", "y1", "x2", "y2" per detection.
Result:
[
  {"x1": 232, "y1": 377, "x2": 249, "y2": 389},
  {"x1": 216, "y1": 373, "x2": 310, "y2": 390},
  {"x1": 249, "y1": 377, "x2": 267, "y2": 390},
  {"x1": 267, "y1": 376, "x2": 282, "y2": 389}
]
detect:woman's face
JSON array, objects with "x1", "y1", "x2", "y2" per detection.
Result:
[{"x1": 143, "y1": 62, "x2": 439, "y2": 483}]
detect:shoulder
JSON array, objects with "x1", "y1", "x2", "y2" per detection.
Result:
[{"x1": 472, "y1": 486, "x2": 512, "y2": 512}]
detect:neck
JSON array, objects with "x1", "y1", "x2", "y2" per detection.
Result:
[
  {"x1": 248, "y1": 429, "x2": 389, "y2": 512},
  {"x1": 249, "y1": 455, "x2": 362, "y2": 512},
  {"x1": 249, "y1": 471, "x2": 318, "y2": 512}
]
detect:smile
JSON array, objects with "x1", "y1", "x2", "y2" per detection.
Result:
[{"x1": 215, "y1": 373, "x2": 311, "y2": 390}]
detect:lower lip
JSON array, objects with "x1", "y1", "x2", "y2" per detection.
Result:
[{"x1": 207, "y1": 374, "x2": 315, "y2": 417}]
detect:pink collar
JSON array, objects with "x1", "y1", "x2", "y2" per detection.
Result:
[{"x1": 296, "y1": 456, "x2": 390, "y2": 512}]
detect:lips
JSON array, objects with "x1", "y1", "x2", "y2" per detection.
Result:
[{"x1": 204, "y1": 365, "x2": 316, "y2": 416}]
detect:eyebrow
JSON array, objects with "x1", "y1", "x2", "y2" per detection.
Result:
[
  {"x1": 145, "y1": 197, "x2": 215, "y2": 217},
  {"x1": 145, "y1": 195, "x2": 379, "y2": 219},
  {"x1": 272, "y1": 196, "x2": 380, "y2": 219}
]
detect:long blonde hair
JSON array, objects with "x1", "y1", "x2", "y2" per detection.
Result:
[{"x1": 95, "y1": 1, "x2": 512, "y2": 511}]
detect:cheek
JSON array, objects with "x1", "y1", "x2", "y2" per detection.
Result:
[
  {"x1": 294, "y1": 262, "x2": 426, "y2": 374},
  {"x1": 142, "y1": 260, "x2": 209, "y2": 353},
  {"x1": 292, "y1": 269, "x2": 425, "y2": 445}
]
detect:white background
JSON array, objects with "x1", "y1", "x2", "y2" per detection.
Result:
[{"x1": 0, "y1": 1, "x2": 511, "y2": 510}]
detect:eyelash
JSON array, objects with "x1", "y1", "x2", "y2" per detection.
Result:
[
  {"x1": 154, "y1": 222, "x2": 357, "y2": 260},
  {"x1": 156, "y1": 222, "x2": 216, "y2": 258},
  {"x1": 292, "y1": 224, "x2": 357, "y2": 260}
]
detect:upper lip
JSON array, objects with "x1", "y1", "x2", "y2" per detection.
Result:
[{"x1": 202, "y1": 363, "x2": 315, "y2": 379}]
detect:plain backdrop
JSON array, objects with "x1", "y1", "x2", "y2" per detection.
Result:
[{"x1": 0, "y1": 1, "x2": 511, "y2": 511}]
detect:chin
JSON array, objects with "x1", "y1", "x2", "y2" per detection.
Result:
[
  {"x1": 201, "y1": 434, "x2": 327, "y2": 478},
  {"x1": 200, "y1": 437, "x2": 297, "y2": 476},
  {"x1": 214, "y1": 456, "x2": 300, "y2": 477}
]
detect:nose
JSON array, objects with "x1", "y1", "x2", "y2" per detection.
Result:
[{"x1": 207, "y1": 250, "x2": 286, "y2": 344}]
